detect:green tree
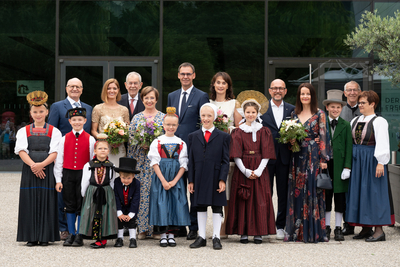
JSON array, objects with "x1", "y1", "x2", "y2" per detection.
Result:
[{"x1": 345, "y1": 10, "x2": 400, "y2": 85}]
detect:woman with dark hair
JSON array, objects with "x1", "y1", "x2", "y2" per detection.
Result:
[
  {"x1": 285, "y1": 83, "x2": 331, "y2": 243},
  {"x1": 209, "y1": 72, "x2": 242, "y2": 238},
  {"x1": 346, "y1": 90, "x2": 393, "y2": 242},
  {"x1": 91, "y1": 78, "x2": 130, "y2": 166}
]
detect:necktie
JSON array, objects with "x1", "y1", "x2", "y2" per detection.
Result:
[
  {"x1": 75, "y1": 132, "x2": 80, "y2": 138},
  {"x1": 331, "y1": 119, "x2": 338, "y2": 130},
  {"x1": 130, "y1": 98, "x2": 135, "y2": 114},
  {"x1": 74, "y1": 102, "x2": 80, "y2": 108},
  {"x1": 204, "y1": 130, "x2": 211, "y2": 142},
  {"x1": 180, "y1": 91, "x2": 187, "y2": 115}
]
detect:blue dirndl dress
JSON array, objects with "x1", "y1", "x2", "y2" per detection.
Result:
[
  {"x1": 148, "y1": 137, "x2": 190, "y2": 233},
  {"x1": 346, "y1": 115, "x2": 394, "y2": 226}
]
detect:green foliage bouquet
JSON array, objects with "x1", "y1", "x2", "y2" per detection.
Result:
[{"x1": 278, "y1": 119, "x2": 308, "y2": 153}]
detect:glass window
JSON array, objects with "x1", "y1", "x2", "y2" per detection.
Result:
[
  {"x1": 59, "y1": 1, "x2": 160, "y2": 56},
  {"x1": 0, "y1": 0, "x2": 55, "y2": 166},
  {"x1": 163, "y1": 1, "x2": 265, "y2": 107},
  {"x1": 268, "y1": 1, "x2": 371, "y2": 58}
]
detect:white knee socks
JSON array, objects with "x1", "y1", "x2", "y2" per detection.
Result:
[
  {"x1": 325, "y1": 211, "x2": 331, "y2": 226},
  {"x1": 197, "y1": 212, "x2": 207, "y2": 239},
  {"x1": 129, "y1": 228, "x2": 137, "y2": 239},
  {"x1": 335, "y1": 212, "x2": 343, "y2": 228},
  {"x1": 212, "y1": 213, "x2": 222, "y2": 239},
  {"x1": 118, "y1": 229, "x2": 124, "y2": 239}
]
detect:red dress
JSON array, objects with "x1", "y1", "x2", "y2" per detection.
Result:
[{"x1": 226, "y1": 126, "x2": 276, "y2": 236}]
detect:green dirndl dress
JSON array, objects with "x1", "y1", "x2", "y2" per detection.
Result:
[{"x1": 79, "y1": 159, "x2": 118, "y2": 240}]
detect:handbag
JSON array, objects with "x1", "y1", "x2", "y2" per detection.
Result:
[
  {"x1": 238, "y1": 171, "x2": 251, "y2": 200},
  {"x1": 316, "y1": 169, "x2": 332, "y2": 190}
]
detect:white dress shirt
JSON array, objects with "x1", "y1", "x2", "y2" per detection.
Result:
[
  {"x1": 67, "y1": 96, "x2": 81, "y2": 108},
  {"x1": 271, "y1": 100, "x2": 284, "y2": 128}
]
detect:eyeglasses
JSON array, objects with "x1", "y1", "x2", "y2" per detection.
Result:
[
  {"x1": 179, "y1": 73, "x2": 194, "y2": 77},
  {"x1": 270, "y1": 87, "x2": 286, "y2": 92},
  {"x1": 67, "y1": 85, "x2": 82, "y2": 89},
  {"x1": 358, "y1": 101, "x2": 368, "y2": 106},
  {"x1": 346, "y1": 89, "x2": 360, "y2": 92},
  {"x1": 127, "y1": 82, "x2": 141, "y2": 86}
]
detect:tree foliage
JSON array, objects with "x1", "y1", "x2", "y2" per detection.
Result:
[{"x1": 345, "y1": 10, "x2": 400, "y2": 85}]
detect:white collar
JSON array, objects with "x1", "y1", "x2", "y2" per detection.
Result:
[
  {"x1": 202, "y1": 126, "x2": 215, "y2": 134},
  {"x1": 329, "y1": 117, "x2": 338, "y2": 122},
  {"x1": 270, "y1": 100, "x2": 283, "y2": 108},
  {"x1": 67, "y1": 96, "x2": 80, "y2": 106},
  {"x1": 181, "y1": 86, "x2": 194, "y2": 96},
  {"x1": 239, "y1": 121, "x2": 263, "y2": 142},
  {"x1": 128, "y1": 93, "x2": 138, "y2": 102}
]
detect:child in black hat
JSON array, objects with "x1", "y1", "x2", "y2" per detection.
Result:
[
  {"x1": 54, "y1": 107, "x2": 96, "y2": 247},
  {"x1": 113, "y1": 157, "x2": 141, "y2": 248}
]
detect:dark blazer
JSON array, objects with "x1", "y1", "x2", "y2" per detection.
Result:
[
  {"x1": 118, "y1": 93, "x2": 145, "y2": 122},
  {"x1": 48, "y1": 98, "x2": 92, "y2": 136},
  {"x1": 114, "y1": 177, "x2": 140, "y2": 215},
  {"x1": 328, "y1": 117, "x2": 352, "y2": 193},
  {"x1": 188, "y1": 128, "x2": 230, "y2": 207},
  {"x1": 167, "y1": 87, "x2": 209, "y2": 145},
  {"x1": 261, "y1": 100, "x2": 295, "y2": 165}
]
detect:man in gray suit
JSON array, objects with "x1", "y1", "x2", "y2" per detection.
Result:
[
  {"x1": 339, "y1": 80, "x2": 361, "y2": 236},
  {"x1": 340, "y1": 81, "x2": 361, "y2": 122}
]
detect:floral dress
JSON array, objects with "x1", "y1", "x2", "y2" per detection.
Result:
[
  {"x1": 127, "y1": 111, "x2": 165, "y2": 234},
  {"x1": 285, "y1": 109, "x2": 331, "y2": 243}
]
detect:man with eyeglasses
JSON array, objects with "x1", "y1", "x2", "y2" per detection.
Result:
[
  {"x1": 260, "y1": 79, "x2": 294, "y2": 240},
  {"x1": 339, "y1": 80, "x2": 362, "y2": 236},
  {"x1": 340, "y1": 81, "x2": 362, "y2": 122},
  {"x1": 167, "y1": 62, "x2": 209, "y2": 241},
  {"x1": 48, "y1": 77, "x2": 92, "y2": 241},
  {"x1": 118, "y1": 71, "x2": 145, "y2": 121}
]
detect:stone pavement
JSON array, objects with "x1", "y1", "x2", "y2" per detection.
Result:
[{"x1": 1, "y1": 172, "x2": 400, "y2": 266}]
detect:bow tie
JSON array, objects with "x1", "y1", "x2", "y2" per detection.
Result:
[
  {"x1": 75, "y1": 132, "x2": 80, "y2": 138},
  {"x1": 331, "y1": 119, "x2": 338, "y2": 130}
]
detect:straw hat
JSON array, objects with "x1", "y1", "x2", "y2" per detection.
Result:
[{"x1": 236, "y1": 90, "x2": 269, "y2": 114}]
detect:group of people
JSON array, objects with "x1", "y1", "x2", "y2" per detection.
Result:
[{"x1": 15, "y1": 61, "x2": 394, "y2": 250}]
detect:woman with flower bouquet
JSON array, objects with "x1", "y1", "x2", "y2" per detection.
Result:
[
  {"x1": 209, "y1": 72, "x2": 242, "y2": 238},
  {"x1": 284, "y1": 83, "x2": 332, "y2": 243},
  {"x1": 127, "y1": 86, "x2": 164, "y2": 240},
  {"x1": 91, "y1": 79, "x2": 130, "y2": 167}
]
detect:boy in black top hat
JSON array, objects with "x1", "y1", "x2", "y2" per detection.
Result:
[
  {"x1": 54, "y1": 107, "x2": 95, "y2": 247},
  {"x1": 114, "y1": 157, "x2": 141, "y2": 248}
]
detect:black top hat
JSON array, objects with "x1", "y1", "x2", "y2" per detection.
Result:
[
  {"x1": 114, "y1": 157, "x2": 141, "y2": 174},
  {"x1": 65, "y1": 107, "x2": 87, "y2": 119}
]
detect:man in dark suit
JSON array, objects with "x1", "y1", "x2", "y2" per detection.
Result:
[
  {"x1": 167, "y1": 62, "x2": 209, "y2": 240},
  {"x1": 260, "y1": 79, "x2": 295, "y2": 240},
  {"x1": 118, "y1": 71, "x2": 145, "y2": 122},
  {"x1": 47, "y1": 77, "x2": 93, "y2": 240}
]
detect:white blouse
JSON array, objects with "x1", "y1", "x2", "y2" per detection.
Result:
[
  {"x1": 148, "y1": 135, "x2": 188, "y2": 170},
  {"x1": 210, "y1": 99, "x2": 237, "y2": 128},
  {"x1": 81, "y1": 162, "x2": 116, "y2": 197},
  {"x1": 350, "y1": 114, "x2": 390, "y2": 165},
  {"x1": 14, "y1": 125, "x2": 62, "y2": 155}
]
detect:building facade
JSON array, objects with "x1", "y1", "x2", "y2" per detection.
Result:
[{"x1": 1, "y1": 0, "x2": 399, "y2": 169}]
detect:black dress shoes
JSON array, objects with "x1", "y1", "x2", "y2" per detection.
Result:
[
  {"x1": 39, "y1": 242, "x2": 48, "y2": 246},
  {"x1": 254, "y1": 238, "x2": 263, "y2": 244},
  {"x1": 334, "y1": 227, "x2": 345, "y2": 241},
  {"x1": 189, "y1": 236, "x2": 206, "y2": 248},
  {"x1": 353, "y1": 228, "x2": 373, "y2": 239},
  {"x1": 168, "y1": 238, "x2": 177, "y2": 247},
  {"x1": 160, "y1": 238, "x2": 168, "y2": 247},
  {"x1": 342, "y1": 222, "x2": 355, "y2": 235},
  {"x1": 63, "y1": 234, "x2": 75, "y2": 246},
  {"x1": 365, "y1": 232, "x2": 386, "y2": 242},
  {"x1": 240, "y1": 238, "x2": 249, "y2": 244},
  {"x1": 72, "y1": 234, "x2": 83, "y2": 247},
  {"x1": 26, "y1": 241, "x2": 38, "y2": 247},
  {"x1": 176, "y1": 227, "x2": 188, "y2": 237},
  {"x1": 187, "y1": 230, "x2": 198, "y2": 240},
  {"x1": 213, "y1": 237, "x2": 222, "y2": 250},
  {"x1": 114, "y1": 238, "x2": 124, "y2": 247},
  {"x1": 326, "y1": 226, "x2": 331, "y2": 240},
  {"x1": 90, "y1": 242, "x2": 106, "y2": 249},
  {"x1": 129, "y1": 238, "x2": 137, "y2": 248}
]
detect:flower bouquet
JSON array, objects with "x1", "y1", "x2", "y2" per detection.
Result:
[
  {"x1": 278, "y1": 119, "x2": 308, "y2": 153},
  {"x1": 214, "y1": 108, "x2": 231, "y2": 132},
  {"x1": 131, "y1": 116, "x2": 163, "y2": 152},
  {"x1": 103, "y1": 119, "x2": 129, "y2": 155}
]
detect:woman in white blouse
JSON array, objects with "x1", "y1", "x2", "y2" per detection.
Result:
[
  {"x1": 209, "y1": 72, "x2": 242, "y2": 238},
  {"x1": 346, "y1": 90, "x2": 393, "y2": 242}
]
